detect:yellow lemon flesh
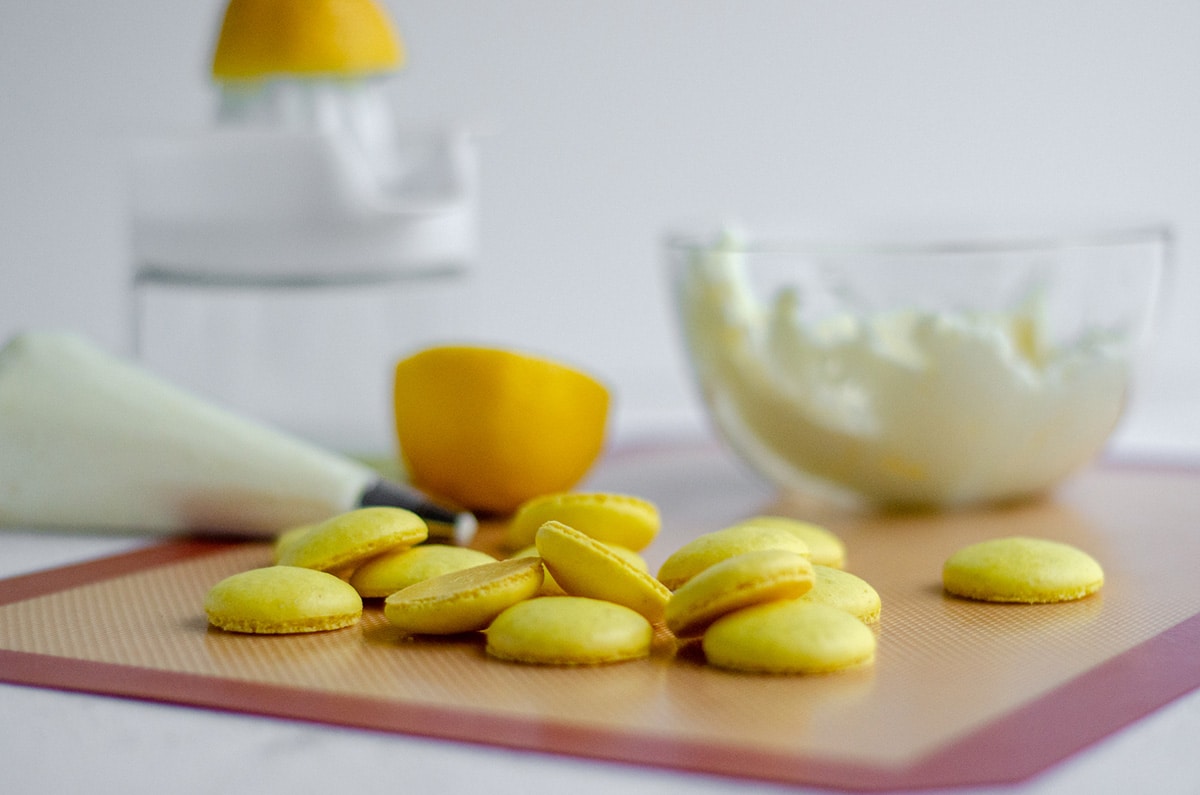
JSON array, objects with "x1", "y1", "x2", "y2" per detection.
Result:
[
  {"x1": 212, "y1": 0, "x2": 404, "y2": 80},
  {"x1": 393, "y1": 346, "x2": 610, "y2": 515}
]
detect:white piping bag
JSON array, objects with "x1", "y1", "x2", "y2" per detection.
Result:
[{"x1": 0, "y1": 332, "x2": 475, "y2": 543}]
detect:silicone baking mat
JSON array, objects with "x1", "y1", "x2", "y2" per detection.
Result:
[{"x1": 2, "y1": 444, "x2": 1199, "y2": 792}]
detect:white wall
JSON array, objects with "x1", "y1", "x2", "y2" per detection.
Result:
[{"x1": 2, "y1": 1, "x2": 1198, "y2": 453}]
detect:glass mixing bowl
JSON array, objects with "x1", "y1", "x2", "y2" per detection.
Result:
[{"x1": 669, "y1": 227, "x2": 1170, "y2": 509}]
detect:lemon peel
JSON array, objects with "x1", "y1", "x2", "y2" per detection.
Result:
[
  {"x1": 212, "y1": 0, "x2": 404, "y2": 80},
  {"x1": 394, "y1": 345, "x2": 610, "y2": 515}
]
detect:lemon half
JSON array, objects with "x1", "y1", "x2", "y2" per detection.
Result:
[
  {"x1": 212, "y1": 0, "x2": 405, "y2": 80},
  {"x1": 393, "y1": 345, "x2": 610, "y2": 515}
]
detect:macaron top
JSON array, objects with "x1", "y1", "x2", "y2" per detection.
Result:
[
  {"x1": 658, "y1": 523, "x2": 810, "y2": 591},
  {"x1": 486, "y1": 596, "x2": 653, "y2": 665},
  {"x1": 277, "y1": 506, "x2": 428, "y2": 572},
  {"x1": 942, "y1": 536, "x2": 1104, "y2": 604},
  {"x1": 506, "y1": 492, "x2": 660, "y2": 551},
  {"x1": 205, "y1": 565, "x2": 363, "y2": 634},
  {"x1": 666, "y1": 549, "x2": 815, "y2": 637},
  {"x1": 727, "y1": 516, "x2": 847, "y2": 569},
  {"x1": 703, "y1": 600, "x2": 876, "y2": 675},
  {"x1": 349, "y1": 544, "x2": 496, "y2": 598},
  {"x1": 799, "y1": 565, "x2": 882, "y2": 623}
]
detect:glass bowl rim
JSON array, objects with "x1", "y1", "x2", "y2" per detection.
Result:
[{"x1": 664, "y1": 224, "x2": 1173, "y2": 259}]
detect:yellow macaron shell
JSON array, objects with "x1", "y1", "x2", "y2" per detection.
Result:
[
  {"x1": 509, "y1": 544, "x2": 566, "y2": 595},
  {"x1": 383, "y1": 556, "x2": 543, "y2": 635},
  {"x1": 728, "y1": 516, "x2": 847, "y2": 569},
  {"x1": 510, "y1": 541, "x2": 646, "y2": 597},
  {"x1": 486, "y1": 596, "x2": 653, "y2": 665},
  {"x1": 349, "y1": 545, "x2": 497, "y2": 598},
  {"x1": 943, "y1": 536, "x2": 1105, "y2": 604},
  {"x1": 666, "y1": 549, "x2": 815, "y2": 637},
  {"x1": 277, "y1": 506, "x2": 428, "y2": 572},
  {"x1": 205, "y1": 566, "x2": 363, "y2": 634},
  {"x1": 702, "y1": 601, "x2": 876, "y2": 674},
  {"x1": 272, "y1": 523, "x2": 314, "y2": 564},
  {"x1": 535, "y1": 521, "x2": 671, "y2": 623},
  {"x1": 505, "y1": 492, "x2": 660, "y2": 551},
  {"x1": 657, "y1": 524, "x2": 810, "y2": 591},
  {"x1": 797, "y1": 565, "x2": 882, "y2": 623}
]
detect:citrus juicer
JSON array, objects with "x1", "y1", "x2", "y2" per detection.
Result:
[
  {"x1": 128, "y1": 0, "x2": 478, "y2": 454},
  {"x1": 132, "y1": 0, "x2": 476, "y2": 285}
]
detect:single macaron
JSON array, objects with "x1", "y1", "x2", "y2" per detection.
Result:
[
  {"x1": 205, "y1": 566, "x2": 363, "y2": 634},
  {"x1": 703, "y1": 601, "x2": 876, "y2": 674},
  {"x1": 277, "y1": 506, "x2": 428, "y2": 572},
  {"x1": 535, "y1": 520, "x2": 671, "y2": 623},
  {"x1": 486, "y1": 596, "x2": 653, "y2": 665},
  {"x1": 797, "y1": 565, "x2": 882, "y2": 623},
  {"x1": 505, "y1": 492, "x2": 660, "y2": 551},
  {"x1": 272, "y1": 523, "x2": 315, "y2": 564},
  {"x1": 509, "y1": 544, "x2": 566, "y2": 595},
  {"x1": 349, "y1": 544, "x2": 497, "y2": 598},
  {"x1": 510, "y1": 541, "x2": 647, "y2": 597},
  {"x1": 383, "y1": 556, "x2": 544, "y2": 635},
  {"x1": 727, "y1": 516, "x2": 847, "y2": 569},
  {"x1": 943, "y1": 536, "x2": 1104, "y2": 604},
  {"x1": 666, "y1": 549, "x2": 815, "y2": 637},
  {"x1": 657, "y1": 523, "x2": 810, "y2": 591}
]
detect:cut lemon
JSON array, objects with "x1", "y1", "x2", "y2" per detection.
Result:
[
  {"x1": 393, "y1": 345, "x2": 610, "y2": 515},
  {"x1": 211, "y1": 0, "x2": 405, "y2": 80}
]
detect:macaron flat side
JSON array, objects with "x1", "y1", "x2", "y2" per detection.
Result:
[
  {"x1": 383, "y1": 556, "x2": 543, "y2": 634},
  {"x1": 535, "y1": 521, "x2": 670, "y2": 623}
]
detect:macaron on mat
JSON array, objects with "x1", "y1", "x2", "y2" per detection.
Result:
[{"x1": 2, "y1": 443, "x2": 1199, "y2": 792}]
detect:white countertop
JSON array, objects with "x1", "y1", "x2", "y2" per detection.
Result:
[{"x1": 4, "y1": 441, "x2": 1200, "y2": 795}]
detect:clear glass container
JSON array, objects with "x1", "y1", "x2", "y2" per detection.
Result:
[{"x1": 669, "y1": 227, "x2": 1170, "y2": 509}]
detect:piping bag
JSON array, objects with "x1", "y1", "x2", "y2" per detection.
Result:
[{"x1": 0, "y1": 332, "x2": 476, "y2": 544}]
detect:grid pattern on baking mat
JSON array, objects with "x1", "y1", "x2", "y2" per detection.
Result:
[{"x1": 1, "y1": 448, "x2": 1199, "y2": 792}]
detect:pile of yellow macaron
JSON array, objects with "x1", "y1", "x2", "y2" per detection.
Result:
[
  {"x1": 205, "y1": 492, "x2": 1104, "y2": 675},
  {"x1": 204, "y1": 492, "x2": 884, "y2": 674}
]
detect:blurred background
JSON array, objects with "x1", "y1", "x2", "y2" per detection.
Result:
[{"x1": 2, "y1": 0, "x2": 1197, "y2": 457}]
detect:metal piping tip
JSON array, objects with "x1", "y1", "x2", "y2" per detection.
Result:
[{"x1": 358, "y1": 478, "x2": 478, "y2": 546}]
